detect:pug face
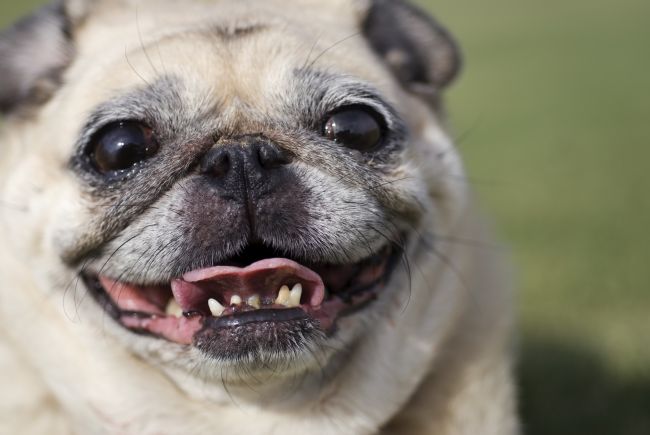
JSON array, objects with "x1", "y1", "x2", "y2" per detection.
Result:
[{"x1": 0, "y1": 0, "x2": 467, "y2": 417}]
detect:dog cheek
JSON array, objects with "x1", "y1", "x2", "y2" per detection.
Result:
[
  {"x1": 2, "y1": 157, "x2": 73, "y2": 262},
  {"x1": 415, "y1": 123, "x2": 469, "y2": 227},
  {"x1": 292, "y1": 165, "x2": 391, "y2": 262}
]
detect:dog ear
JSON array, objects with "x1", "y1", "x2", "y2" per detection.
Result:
[
  {"x1": 363, "y1": 0, "x2": 462, "y2": 103},
  {"x1": 0, "y1": 1, "x2": 87, "y2": 114}
]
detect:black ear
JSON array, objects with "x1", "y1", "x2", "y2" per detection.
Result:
[
  {"x1": 0, "y1": 2, "x2": 75, "y2": 114},
  {"x1": 363, "y1": 0, "x2": 462, "y2": 103}
]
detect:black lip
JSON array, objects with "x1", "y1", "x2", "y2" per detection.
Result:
[
  {"x1": 194, "y1": 315, "x2": 321, "y2": 363},
  {"x1": 82, "y1": 274, "x2": 122, "y2": 320},
  {"x1": 204, "y1": 308, "x2": 308, "y2": 328}
]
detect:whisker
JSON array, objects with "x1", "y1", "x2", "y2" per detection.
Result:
[
  {"x1": 135, "y1": 7, "x2": 159, "y2": 77},
  {"x1": 302, "y1": 32, "x2": 323, "y2": 70},
  {"x1": 306, "y1": 31, "x2": 361, "y2": 70},
  {"x1": 62, "y1": 258, "x2": 91, "y2": 323},
  {"x1": 124, "y1": 46, "x2": 150, "y2": 86}
]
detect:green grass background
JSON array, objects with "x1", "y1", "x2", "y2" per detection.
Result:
[{"x1": 2, "y1": 1, "x2": 649, "y2": 433}]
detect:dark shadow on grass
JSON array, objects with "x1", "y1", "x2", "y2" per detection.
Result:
[{"x1": 519, "y1": 335, "x2": 650, "y2": 435}]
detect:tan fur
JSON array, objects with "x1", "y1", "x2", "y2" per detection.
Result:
[{"x1": 0, "y1": 1, "x2": 518, "y2": 433}]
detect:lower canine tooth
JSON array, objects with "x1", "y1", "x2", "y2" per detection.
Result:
[
  {"x1": 208, "y1": 298, "x2": 225, "y2": 317},
  {"x1": 230, "y1": 295, "x2": 242, "y2": 306},
  {"x1": 288, "y1": 283, "x2": 302, "y2": 307},
  {"x1": 276, "y1": 285, "x2": 291, "y2": 306},
  {"x1": 247, "y1": 295, "x2": 261, "y2": 309},
  {"x1": 165, "y1": 299, "x2": 183, "y2": 318}
]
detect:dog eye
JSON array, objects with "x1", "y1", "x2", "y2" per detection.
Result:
[
  {"x1": 89, "y1": 121, "x2": 159, "y2": 174},
  {"x1": 323, "y1": 107, "x2": 384, "y2": 152}
]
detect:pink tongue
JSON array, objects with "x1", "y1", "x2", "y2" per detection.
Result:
[{"x1": 171, "y1": 258, "x2": 325, "y2": 312}]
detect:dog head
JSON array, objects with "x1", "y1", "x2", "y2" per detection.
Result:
[{"x1": 0, "y1": 0, "x2": 466, "y2": 427}]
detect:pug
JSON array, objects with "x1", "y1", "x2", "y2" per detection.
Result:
[{"x1": 0, "y1": 0, "x2": 519, "y2": 434}]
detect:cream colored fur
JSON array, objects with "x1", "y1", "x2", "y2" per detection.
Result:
[{"x1": 0, "y1": 1, "x2": 518, "y2": 433}]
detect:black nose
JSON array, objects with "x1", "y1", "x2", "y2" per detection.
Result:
[{"x1": 199, "y1": 138, "x2": 292, "y2": 198}]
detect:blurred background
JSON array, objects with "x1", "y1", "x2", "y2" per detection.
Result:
[{"x1": 2, "y1": 1, "x2": 649, "y2": 433}]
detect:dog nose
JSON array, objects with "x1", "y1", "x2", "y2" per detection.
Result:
[{"x1": 199, "y1": 138, "x2": 292, "y2": 197}]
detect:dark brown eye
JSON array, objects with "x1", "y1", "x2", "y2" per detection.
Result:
[
  {"x1": 90, "y1": 121, "x2": 158, "y2": 173},
  {"x1": 323, "y1": 107, "x2": 384, "y2": 152}
]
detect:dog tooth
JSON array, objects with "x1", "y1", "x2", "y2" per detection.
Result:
[
  {"x1": 208, "y1": 298, "x2": 225, "y2": 317},
  {"x1": 165, "y1": 299, "x2": 183, "y2": 318},
  {"x1": 247, "y1": 295, "x2": 261, "y2": 309},
  {"x1": 288, "y1": 283, "x2": 302, "y2": 307},
  {"x1": 276, "y1": 285, "x2": 291, "y2": 306},
  {"x1": 230, "y1": 295, "x2": 242, "y2": 306}
]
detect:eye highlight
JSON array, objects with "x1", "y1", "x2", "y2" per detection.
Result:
[
  {"x1": 323, "y1": 107, "x2": 385, "y2": 152},
  {"x1": 89, "y1": 121, "x2": 159, "y2": 174}
]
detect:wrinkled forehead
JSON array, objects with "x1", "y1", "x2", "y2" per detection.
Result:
[{"x1": 63, "y1": 0, "x2": 397, "y2": 117}]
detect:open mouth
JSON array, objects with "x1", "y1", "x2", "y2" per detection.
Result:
[{"x1": 83, "y1": 242, "x2": 401, "y2": 348}]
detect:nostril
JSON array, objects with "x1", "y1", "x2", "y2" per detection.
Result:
[
  {"x1": 257, "y1": 143, "x2": 292, "y2": 169},
  {"x1": 213, "y1": 153, "x2": 230, "y2": 178},
  {"x1": 201, "y1": 149, "x2": 231, "y2": 178}
]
